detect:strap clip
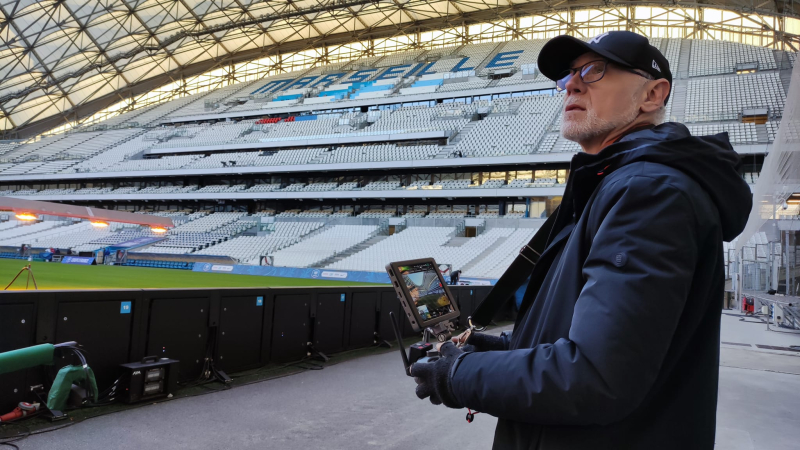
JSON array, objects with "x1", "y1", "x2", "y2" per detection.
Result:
[
  {"x1": 518, "y1": 244, "x2": 541, "y2": 266},
  {"x1": 468, "y1": 317, "x2": 487, "y2": 332}
]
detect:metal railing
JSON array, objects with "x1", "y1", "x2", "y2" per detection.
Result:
[{"x1": 745, "y1": 292, "x2": 800, "y2": 333}]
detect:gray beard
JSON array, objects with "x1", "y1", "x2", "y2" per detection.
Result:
[{"x1": 560, "y1": 100, "x2": 640, "y2": 144}]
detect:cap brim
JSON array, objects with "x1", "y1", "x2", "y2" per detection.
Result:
[{"x1": 537, "y1": 35, "x2": 633, "y2": 82}]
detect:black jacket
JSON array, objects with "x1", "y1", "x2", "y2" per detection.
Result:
[{"x1": 449, "y1": 123, "x2": 752, "y2": 449}]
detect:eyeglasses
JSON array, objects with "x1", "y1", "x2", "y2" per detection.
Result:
[{"x1": 556, "y1": 59, "x2": 652, "y2": 92}]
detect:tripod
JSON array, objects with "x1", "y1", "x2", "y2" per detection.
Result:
[{"x1": 5, "y1": 264, "x2": 38, "y2": 290}]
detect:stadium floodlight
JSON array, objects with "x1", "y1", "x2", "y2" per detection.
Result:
[
  {"x1": 151, "y1": 226, "x2": 167, "y2": 233},
  {"x1": 91, "y1": 221, "x2": 109, "y2": 228},
  {"x1": 15, "y1": 212, "x2": 37, "y2": 221}
]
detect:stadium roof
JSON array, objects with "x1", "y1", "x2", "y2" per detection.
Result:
[{"x1": 1, "y1": 0, "x2": 799, "y2": 138}]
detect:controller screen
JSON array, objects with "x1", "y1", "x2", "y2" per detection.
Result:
[{"x1": 397, "y1": 262, "x2": 453, "y2": 321}]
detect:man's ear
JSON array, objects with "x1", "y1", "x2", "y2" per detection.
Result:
[{"x1": 641, "y1": 79, "x2": 671, "y2": 113}]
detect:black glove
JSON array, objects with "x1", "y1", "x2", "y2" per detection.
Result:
[
  {"x1": 411, "y1": 342, "x2": 463, "y2": 408},
  {"x1": 461, "y1": 332, "x2": 508, "y2": 353}
]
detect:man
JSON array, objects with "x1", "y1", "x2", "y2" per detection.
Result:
[
  {"x1": 450, "y1": 269, "x2": 461, "y2": 285},
  {"x1": 411, "y1": 31, "x2": 752, "y2": 449}
]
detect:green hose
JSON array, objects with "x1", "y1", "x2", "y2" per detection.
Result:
[{"x1": 0, "y1": 344, "x2": 54, "y2": 375}]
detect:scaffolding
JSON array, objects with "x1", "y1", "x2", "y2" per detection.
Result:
[{"x1": 733, "y1": 58, "x2": 800, "y2": 302}]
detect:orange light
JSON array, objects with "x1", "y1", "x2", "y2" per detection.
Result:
[
  {"x1": 15, "y1": 213, "x2": 37, "y2": 221},
  {"x1": 91, "y1": 221, "x2": 109, "y2": 228},
  {"x1": 151, "y1": 226, "x2": 167, "y2": 233}
]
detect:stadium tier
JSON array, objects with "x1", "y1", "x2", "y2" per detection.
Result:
[{"x1": 0, "y1": 37, "x2": 792, "y2": 278}]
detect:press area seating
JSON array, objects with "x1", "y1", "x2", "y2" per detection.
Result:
[
  {"x1": 361, "y1": 181, "x2": 401, "y2": 191},
  {"x1": 406, "y1": 180, "x2": 431, "y2": 189},
  {"x1": 436, "y1": 80, "x2": 490, "y2": 92},
  {"x1": 296, "y1": 210, "x2": 332, "y2": 217},
  {"x1": 434, "y1": 180, "x2": 471, "y2": 189},
  {"x1": 3, "y1": 176, "x2": 565, "y2": 199},
  {"x1": 402, "y1": 207, "x2": 429, "y2": 217},
  {"x1": 246, "y1": 184, "x2": 282, "y2": 193},
  {"x1": 357, "y1": 209, "x2": 395, "y2": 218},
  {"x1": 313, "y1": 144, "x2": 440, "y2": 164},
  {"x1": 196, "y1": 185, "x2": 246, "y2": 193},
  {"x1": 427, "y1": 211, "x2": 467, "y2": 218},
  {"x1": 334, "y1": 182, "x2": 359, "y2": 191},
  {"x1": 472, "y1": 179, "x2": 504, "y2": 188}
]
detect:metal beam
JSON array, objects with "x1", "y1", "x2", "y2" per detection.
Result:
[{"x1": 0, "y1": 197, "x2": 174, "y2": 227}]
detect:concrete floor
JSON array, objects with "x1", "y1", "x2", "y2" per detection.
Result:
[{"x1": 11, "y1": 313, "x2": 800, "y2": 450}]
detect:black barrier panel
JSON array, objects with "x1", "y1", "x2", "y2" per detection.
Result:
[
  {"x1": 313, "y1": 292, "x2": 347, "y2": 354},
  {"x1": 376, "y1": 291, "x2": 418, "y2": 343},
  {"x1": 376, "y1": 291, "x2": 399, "y2": 343},
  {"x1": 271, "y1": 293, "x2": 311, "y2": 363},
  {"x1": 473, "y1": 287, "x2": 490, "y2": 306},
  {"x1": 146, "y1": 294, "x2": 211, "y2": 382},
  {"x1": 348, "y1": 291, "x2": 378, "y2": 349},
  {"x1": 455, "y1": 287, "x2": 474, "y2": 330},
  {"x1": 217, "y1": 293, "x2": 267, "y2": 373},
  {"x1": 55, "y1": 296, "x2": 135, "y2": 389},
  {"x1": 0, "y1": 302, "x2": 37, "y2": 412},
  {"x1": 0, "y1": 286, "x2": 494, "y2": 396},
  {"x1": 0, "y1": 303, "x2": 36, "y2": 354}
]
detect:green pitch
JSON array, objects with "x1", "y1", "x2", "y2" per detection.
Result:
[{"x1": 0, "y1": 259, "x2": 382, "y2": 290}]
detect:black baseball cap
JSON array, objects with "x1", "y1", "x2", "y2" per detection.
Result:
[{"x1": 538, "y1": 31, "x2": 672, "y2": 103}]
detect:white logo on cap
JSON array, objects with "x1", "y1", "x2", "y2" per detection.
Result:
[
  {"x1": 588, "y1": 33, "x2": 609, "y2": 45},
  {"x1": 652, "y1": 60, "x2": 661, "y2": 72}
]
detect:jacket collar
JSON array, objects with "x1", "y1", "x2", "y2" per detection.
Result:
[{"x1": 565, "y1": 125, "x2": 661, "y2": 219}]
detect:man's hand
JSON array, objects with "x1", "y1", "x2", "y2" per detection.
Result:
[
  {"x1": 411, "y1": 342, "x2": 464, "y2": 408},
  {"x1": 449, "y1": 331, "x2": 507, "y2": 352}
]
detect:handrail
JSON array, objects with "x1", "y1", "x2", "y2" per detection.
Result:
[{"x1": 746, "y1": 292, "x2": 800, "y2": 333}]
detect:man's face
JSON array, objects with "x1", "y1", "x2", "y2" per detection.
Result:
[{"x1": 560, "y1": 52, "x2": 647, "y2": 145}]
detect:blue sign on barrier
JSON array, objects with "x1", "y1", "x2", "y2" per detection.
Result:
[
  {"x1": 256, "y1": 296, "x2": 264, "y2": 306},
  {"x1": 120, "y1": 301, "x2": 132, "y2": 314},
  {"x1": 61, "y1": 256, "x2": 95, "y2": 265},
  {"x1": 459, "y1": 278, "x2": 496, "y2": 286},
  {"x1": 193, "y1": 263, "x2": 392, "y2": 284}
]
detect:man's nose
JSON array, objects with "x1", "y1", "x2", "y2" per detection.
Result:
[{"x1": 564, "y1": 71, "x2": 585, "y2": 94}]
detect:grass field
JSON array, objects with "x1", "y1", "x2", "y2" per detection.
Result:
[{"x1": 0, "y1": 259, "x2": 382, "y2": 290}]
